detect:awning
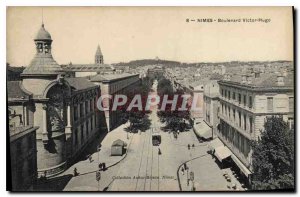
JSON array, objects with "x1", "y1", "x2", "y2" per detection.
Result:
[
  {"x1": 231, "y1": 154, "x2": 252, "y2": 177},
  {"x1": 214, "y1": 146, "x2": 232, "y2": 162},
  {"x1": 207, "y1": 137, "x2": 224, "y2": 151},
  {"x1": 193, "y1": 120, "x2": 212, "y2": 139}
]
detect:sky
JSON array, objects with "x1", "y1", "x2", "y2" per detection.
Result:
[{"x1": 7, "y1": 6, "x2": 293, "y2": 66}]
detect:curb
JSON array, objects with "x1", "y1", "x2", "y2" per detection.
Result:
[{"x1": 176, "y1": 153, "x2": 209, "y2": 191}]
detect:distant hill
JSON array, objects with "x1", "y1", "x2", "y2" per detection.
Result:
[
  {"x1": 112, "y1": 59, "x2": 293, "y2": 68},
  {"x1": 113, "y1": 59, "x2": 181, "y2": 68}
]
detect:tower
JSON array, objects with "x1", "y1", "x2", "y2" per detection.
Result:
[
  {"x1": 22, "y1": 23, "x2": 64, "y2": 78},
  {"x1": 21, "y1": 23, "x2": 69, "y2": 177},
  {"x1": 95, "y1": 44, "x2": 104, "y2": 64}
]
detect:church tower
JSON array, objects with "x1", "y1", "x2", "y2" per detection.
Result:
[{"x1": 95, "y1": 44, "x2": 104, "y2": 64}]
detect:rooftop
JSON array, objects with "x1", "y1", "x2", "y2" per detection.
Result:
[
  {"x1": 65, "y1": 77, "x2": 98, "y2": 91},
  {"x1": 10, "y1": 125, "x2": 38, "y2": 142},
  {"x1": 22, "y1": 53, "x2": 64, "y2": 76},
  {"x1": 35, "y1": 23, "x2": 52, "y2": 40},
  {"x1": 7, "y1": 81, "x2": 32, "y2": 100},
  {"x1": 63, "y1": 63, "x2": 115, "y2": 72},
  {"x1": 220, "y1": 72, "x2": 294, "y2": 89},
  {"x1": 90, "y1": 73, "x2": 138, "y2": 82}
]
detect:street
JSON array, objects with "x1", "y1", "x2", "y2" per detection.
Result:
[{"x1": 42, "y1": 80, "x2": 243, "y2": 191}]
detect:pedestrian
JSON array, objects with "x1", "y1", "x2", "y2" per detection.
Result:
[
  {"x1": 88, "y1": 155, "x2": 92, "y2": 163},
  {"x1": 188, "y1": 144, "x2": 190, "y2": 150},
  {"x1": 99, "y1": 163, "x2": 103, "y2": 170},
  {"x1": 102, "y1": 162, "x2": 106, "y2": 171},
  {"x1": 181, "y1": 167, "x2": 185, "y2": 175},
  {"x1": 184, "y1": 163, "x2": 187, "y2": 170},
  {"x1": 192, "y1": 144, "x2": 195, "y2": 148},
  {"x1": 73, "y1": 167, "x2": 78, "y2": 176},
  {"x1": 158, "y1": 148, "x2": 162, "y2": 155}
]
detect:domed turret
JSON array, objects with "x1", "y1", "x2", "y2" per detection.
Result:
[
  {"x1": 22, "y1": 23, "x2": 64, "y2": 77},
  {"x1": 35, "y1": 23, "x2": 52, "y2": 41}
]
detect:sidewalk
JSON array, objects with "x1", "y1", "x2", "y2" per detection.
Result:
[
  {"x1": 178, "y1": 147, "x2": 246, "y2": 191},
  {"x1": 42, "y1": 122, "x2": 133, "y2": 191}
]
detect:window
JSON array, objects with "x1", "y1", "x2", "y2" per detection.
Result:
[
  {"x1": 244, "y1": 114, "x2": 247, "y2": 130},
  {"x1": 91, "y1": 118, "x2": 93, "y2": 130},
  {"x1": 244, "y1": 95, "x2": 247, "y2": 106},
  {"x1": 86, "y1": 101, "x2": 89, "y2": 114},
  {"x1": 222, "y1": 103, "x2": 224, "y2": 114},
  {"x1": 267, "y1": 97, "x2": 273, "y2": 112},
  {"x1": 249, "y1": 116, "x2": 253, "y2": 133},
  {"x1": 233, "y1": 109, "x2": 236, "y2": 122},
  {"x1": 233, "y1": 92, "x2": 236, "y2": 100},
  {"x1": 80, "y1": 103, "x2": 84, "y2": 117},
  {"x1": 225, "y1": 90, "x2": 227, "y2": 98},
  {"x1": 86, "y1": 122, "x2": 89, "y2": 136},
  {"x1": 289, "y1": 97, "x2": 294, "y2": 112},
  {"x1": 239, "y1": 111, "x2": 241, "y2": 127},
  {"x1": 288, "y1": 117, "x2": 294, "y2": 130},
  {"x1": 75, "y1": 129, "x2": 78, "y2": 146},
  {"x1": 74, "y1": 105, "x2": 78, "y2": 121},
  {"x1": 249, "y1": 96, "x2": 252, "y2": 108},
  {"x1": 238, "y1": 94, "x2": 241, "y2": 104},
  {"x1": 81, "y1": 125, "x2": 84, "y2": 143},
  {"x1": 228, "y1": 107, "x2": 231, "y2": 118},
  {"x1": 228, "y1": 91, "x2": 231, "y2": 100},
  {"x1": 90, "y1": 98, "x2": 94, "y2": 112}
]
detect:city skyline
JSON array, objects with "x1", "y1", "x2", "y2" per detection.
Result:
[{"x1": 7, "y1": 6, "x2": 293, "y2": 66}]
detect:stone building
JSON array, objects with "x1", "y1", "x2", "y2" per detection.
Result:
[
  {"x1": 90, "y1": 73, "x2": 140, "y2": 132},
  {"x1": 7, "y1": 64, "x2": 25, "y2": 81},
  {"x1": 203, "y1": 80, "x2": 220, "y2": 138},
  {"x1": 9, "y1": 125, "x2": 38, "y2": 191},
  {"x1": 8, "y1": 23, "x2": 101, "y2": 177},
  {"x1": 215, "y1": 72, "x2": 294, "y2": 183},
  {"x1": 8, "y1": 85, "x2": 38, "y2": 191}
]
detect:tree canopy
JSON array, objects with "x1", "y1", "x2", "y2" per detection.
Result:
[{"x1": 251, "y1": 116, "x2": 294, "y2": 190}]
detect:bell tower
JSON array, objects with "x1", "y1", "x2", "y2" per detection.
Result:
[
  {"x1": 34, "y1": 23, "x2": 52, "y2": 55},
  {"x1": 95, "y1": 44, "x2": 104, "y2": 64}
]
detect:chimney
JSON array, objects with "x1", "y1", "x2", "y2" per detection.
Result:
[
  {"x1": 277, "y1": 75, "x2": 285, "y2": 86},
  {"x1": 224, "y1": 73, "x2": 231, "y2": 81},
  {"x1": 246, "y1": 75, "x2": 252, "y2": 85},
  {"x1": 254, "y1": 72, "x2": 260, "y2": 78},
  {"x1": 241, "y1": 74, "x2": 247, "y2": 84}
]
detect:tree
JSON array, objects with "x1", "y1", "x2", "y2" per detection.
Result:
[
  {"x1": 251, "y1": 116, "x2": 294, "y2": 190},
  {"x1": 156, "y1": 77, "x2": 191, "y2": 132},
  {"x1": 120, "y1": 78, "x2": 152, "y2": 133}
]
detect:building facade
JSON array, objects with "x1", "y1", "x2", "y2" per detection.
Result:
[
  {"x1": 8, "y1": 23, "x2": 101, "y2": 178},
  {"x1": 90, "y1": 73, "x2": 140, "y2": 132},
  {"x1": 216, "y1": 72, "x2": 294, "y2": 182},
  {"x1": 9, "y1": 125, "x2": 38, "y2": 191},
  {"x1": 203, "y1": 80, "x2": 220, "y2": 137},
  {"x1": 7, "y1": 64, "x2": 25, "y2": 81}
]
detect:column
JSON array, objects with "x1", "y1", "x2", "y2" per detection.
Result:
[
  {"x1": 22, "y1": 104, "x2": 27, "y2": 126},
  {"x1": 42, "y1": 104, "x2": 48, "y2": 143},
  {"x1": 67, "y1": 105, "x2": 71, "y2": 127},
  {"x1": 65, "y1": 99, "x2": 72, "y2": 139}
]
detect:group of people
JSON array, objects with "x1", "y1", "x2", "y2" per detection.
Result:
[{"x1": 73, "y1": 155, "x2": 107, "y2": 177}]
